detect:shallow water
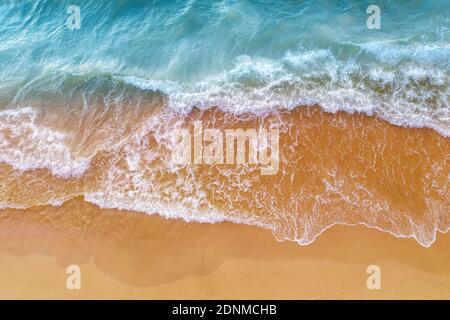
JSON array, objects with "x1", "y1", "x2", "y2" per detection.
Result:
[{"x1": 0, "y1": 1, "x2": 448, "y2": 247}]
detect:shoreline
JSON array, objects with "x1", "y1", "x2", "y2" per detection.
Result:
[
  {"x1": 0, "y1": 106, "x2": 448, "y2": 299},
  {"x1": 1, "y1": 0, "x2": 449, "y2": 300},
  {"x1": 1, "y1": 106, "x2": 448, "y2": 246}
]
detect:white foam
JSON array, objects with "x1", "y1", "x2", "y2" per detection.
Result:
[
  {"x1": 0, "y1": 202, "x2": 27, "y2": 210},
  {"x1": 121, "y1": 49, "x2": 450, "y2": 137},
  {"x1": 84, "y1": 191, "x2": 232, "y2": 224},
  {"x1": 0, "y1": 107, "x2": 91, "y2": 178}
]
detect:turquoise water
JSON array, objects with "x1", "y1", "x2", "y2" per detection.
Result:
[{"x1": 0, "y1": 0, "x2": 449, "y2": 134}]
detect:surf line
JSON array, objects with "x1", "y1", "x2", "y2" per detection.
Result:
[{"x1": 171, "y1": 121, "x2": 280, "y2": 175}]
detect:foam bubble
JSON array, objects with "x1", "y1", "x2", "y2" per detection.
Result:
[
  {"x1": 121, "y1": 48, "x2": 450, "y2": 137},
  {"x1": 0, "y1": 107, "x2": 91, "y2": 178}
]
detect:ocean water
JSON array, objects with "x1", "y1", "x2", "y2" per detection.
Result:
[
  {"x1": 0, "y1": 0, "x2": 449, "y2": 246},
  {"x1": 1, "y1": 0, "x2": 449, "y2": 132}
]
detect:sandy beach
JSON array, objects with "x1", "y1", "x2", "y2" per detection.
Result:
[
  {"x1": 0, "y1": 198, "x2": 449, "y2": 299},
  {"x1": 1, "y1": 0, "x2": 449, "y2": 301},
  {"x1": 0, "y1": 105, "x2": 449, "y2": 299}
]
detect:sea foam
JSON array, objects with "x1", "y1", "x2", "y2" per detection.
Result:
[{"x1": 0, "y1": 107, "x2": 91, "y2": 178}]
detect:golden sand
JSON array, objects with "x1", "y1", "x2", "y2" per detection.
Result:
[
  {"x1": 0, "y1": 198, "x2": 449, "y2": 299},
  {"x1": 0, "y1": 106, "x2": 448, "y2": 299}
]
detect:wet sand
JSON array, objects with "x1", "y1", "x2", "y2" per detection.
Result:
[
  {"x1": 0, "y1": 198, "x2": 449, "y2": 299},
  {"x1": 0, "y1": 106, "x2": 449, "y2": 299},
  {"x1": 1, "y1": 106, "x2": 449, "y2": 247}
]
